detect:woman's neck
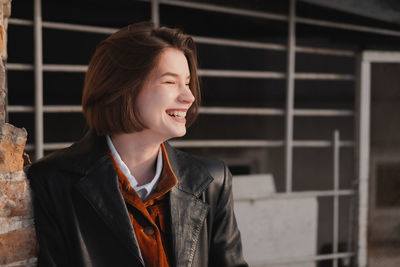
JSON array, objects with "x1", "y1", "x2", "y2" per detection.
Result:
[{"x1": 110, "y1": 132, "x2": 162, "y2": 186}]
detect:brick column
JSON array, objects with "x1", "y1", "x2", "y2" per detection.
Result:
[{"x1": 0, "y1": 0, "x2": 39, "y2": 266}]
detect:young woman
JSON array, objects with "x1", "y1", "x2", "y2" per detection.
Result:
[{"x1": 28, "y1": 22, "x2": 248, "y2": 267}]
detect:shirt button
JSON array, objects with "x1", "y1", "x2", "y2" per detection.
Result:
[{"x1": 144, "y1": 226, "x2": 155, "y2": 236}]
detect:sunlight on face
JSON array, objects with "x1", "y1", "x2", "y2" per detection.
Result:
[{"x1": 136, "y1": 48, "x2": 195, "y2": 141}]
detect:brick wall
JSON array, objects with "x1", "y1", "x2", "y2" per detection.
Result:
[{"x1": 0, "y1": 0, "x2": 38, "y2": 266}]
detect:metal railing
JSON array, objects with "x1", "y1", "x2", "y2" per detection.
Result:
[{"x1": 8, "y1": 0, "x2": 393, "y2": 265}]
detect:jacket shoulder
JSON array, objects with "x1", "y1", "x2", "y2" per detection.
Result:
[{"x1": 165, "y1": 144, "x2": 229, "y2": 195}]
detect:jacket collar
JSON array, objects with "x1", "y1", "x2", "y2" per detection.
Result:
[
  {"x1": 66, "y1": 130, "x2": 213, "y2": 197},
  {"x1": 72, "y1": 130, "x2": 213, "y2": 267}
]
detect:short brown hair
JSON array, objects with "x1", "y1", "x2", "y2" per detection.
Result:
[{"x1": 82, "y1": 21, "x2": 200, "y2": 136}]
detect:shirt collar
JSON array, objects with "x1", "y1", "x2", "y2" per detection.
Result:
[{"x1": 106, "y1": 135, "x2": 163, "y2": 200}]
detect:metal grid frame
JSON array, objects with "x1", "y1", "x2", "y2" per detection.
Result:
[
  {"x1": 8, "y1": 0, "x2": 400, "y2": 266},
  {"x1": 355, "y1": 51, "x2": 400, "y2": 267}
]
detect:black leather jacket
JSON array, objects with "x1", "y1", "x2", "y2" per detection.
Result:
[{"x1": 27, "y1": 131, "x2": 248, "y2": 267}]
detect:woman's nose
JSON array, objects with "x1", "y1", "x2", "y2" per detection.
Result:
[{"x1": 178, "y1": 85, "x2": 195, "y2": 104}]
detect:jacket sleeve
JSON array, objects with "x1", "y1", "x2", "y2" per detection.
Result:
[
  {"x1": 28, "y1": 169, "x2": 70, "y2": 267},
  {"x1": 209, "y1": 163, "x2": 248, "y2": 267}
]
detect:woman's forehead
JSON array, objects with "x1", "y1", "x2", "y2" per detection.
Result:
[{"x1": 154, "y1": 48, "x2": 190, "y2": 78}]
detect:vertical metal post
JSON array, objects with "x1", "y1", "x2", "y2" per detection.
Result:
[
  {"x1": 285, "y1": 0, "x2": 296, "y2": 192},
  {"x1": 333, "y1": 130, "x2": 340, "y2": 267},
  {"x1": 151, "y1": 0, "x2": 160, "y2": 28},
  {"x1": 34, "y1": 0, "x2": 44, "y2": 159},
  {"x1": 355, "y1": 53, "x2": 371, "y2": 267}
]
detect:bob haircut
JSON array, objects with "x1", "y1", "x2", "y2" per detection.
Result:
[{"x1": 82, "y1": 21, "x2": 200, "y2": 136}]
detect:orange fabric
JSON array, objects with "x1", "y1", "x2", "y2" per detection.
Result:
[{"x1": 109, "y1": 143, "x2": 178, "y2": 267}]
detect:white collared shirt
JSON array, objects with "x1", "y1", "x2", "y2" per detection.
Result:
[{"x1": 106, "y1": 136, "x2": 163, "y2": 201}]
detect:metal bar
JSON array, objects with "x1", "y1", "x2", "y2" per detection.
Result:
[
  {"x1": 296, "y1": 16, "x2": 400, "y2": 38},
  {"x1": 295, "y1": 73, "x2": 354, "y2": 80},
  {"x1": 355, "y1": 52, "x2": 371, "y2": 267},
  {"x1": 170, "y1": 140, "x2": 354, "y2": 148},
  {"x1": 6, "y1": 63, "x2": 34, "y2": 71},
  {"x1": 8, "y1": 64, "x2": 355, "y2": 80},
  {"x1": 43, "y1": 105, "x2": 82, "y2": 112},
  {"x1": 155, "y1": 0, "x2": 288, "y2": 21},
  {"x1": 25, "y1": 142, "x2": 73, "y2": 151},
  {"x1": 42, "y1": 21, "x2": 117, "y2": 34},
  {"x1": 333, "y1": 130, "x2": 340, "y2": 267},
  {"x1": 43, "y1": 64, "x2": 88, "y2": 72},
  {"x1": 9, "y1": 18, "x2": 118, "y2": 34},
  {"x1": 362, "y1": 50, "x2": 400, "y2": 63},
  {"x1": 253, "y1": 252, "x2": 355, "y2": 266},
  {"x1": 7, "y1": 105, "x2": 35, "y2": 112},
  {"x1": 34, "y1": 0, "x2": 44, "y2": 160},
  {"x1": 8, "y1": 18, "x2": 33, "y2": 26},
  {"x1": 195, "y1": 35, "x2": 355, "y2": 57},
  {"x1": 293, "y1": 140, "x2": 354, "y2": 147},
  {"x1": 199, "y1": 107, "x2": 285, "y2": 116},
  {"x1": 234, "y1": 189, "x2": 355, "y2": 202},
  {"x1": 24, "y1": 139, "x2": 355, "y2": 151},
  {"x1": 151, "y1": 0, "x2": 160, "y2": 27},
  {"x1": 294, "y1": 109, "x2": 354, "y2": 116},
  {"x1": 285, "y1": 0, "x2": 296, "y2": 193},
  {"x1": 170, "y1": 140, "x2": 284, "y2": 148},
  {"x1": 7, "y1": 105, "x2": 354, "y2": 117},
  {"x1": 198, "y1": 69, "x2": 285, "y2": 79},
  {"x1": 193, "y1": 36, "x2": 286, "y2": 51},
  {"x1": 296, "y1": 46, "x2": 355, "y2": 57}
]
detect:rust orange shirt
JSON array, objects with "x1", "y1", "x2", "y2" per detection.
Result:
[{"x1": 110, "y1": 143, "x2": 178, "y2": 267}]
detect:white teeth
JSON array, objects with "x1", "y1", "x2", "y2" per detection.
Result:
[{"x1": 167, "y1": 111, "x2": 186, "y2": 118}]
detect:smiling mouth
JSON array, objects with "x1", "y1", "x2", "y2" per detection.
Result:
[{"x1": 166, "y1": 110, "x2": 187, "y2": 118}]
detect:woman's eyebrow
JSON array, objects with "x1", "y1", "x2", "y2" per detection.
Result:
[{"x1": 160, "y1": 72, "x2": 190, "y2": 80}]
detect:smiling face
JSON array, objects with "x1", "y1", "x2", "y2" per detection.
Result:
[{"x1": 136, "y1": 48, "x2": 195, "y2": 141}]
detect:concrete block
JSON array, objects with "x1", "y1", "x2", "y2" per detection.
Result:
[
  {"x1": 233, "y1": 175, "x2": 318, "y2": 267},
  {"x1": 233, "y1": 174, "x2": 276, "y2": 199}
]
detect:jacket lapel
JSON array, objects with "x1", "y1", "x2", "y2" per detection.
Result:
[
  {"x1": 164, "y1": 143, "x2": 213, "y2": 267},
  {"x1": 169, "y1": 187, "x2": 209, "y2": 267},
  {"x1": 71, "y1": 131, "x2": 144, "y2": 266}
]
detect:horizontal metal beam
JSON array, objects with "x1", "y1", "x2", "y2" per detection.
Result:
[
  {"x1": 9, "y1": 18, "x2": 117, "y2": 35},
  {"x1": 294, "y1": 109, "x2": 354, "y2": 116},
  {"x1": 43, "y1": 64, "x2": 88, "y2": 72},
  {"x1": 8, "y1": 18, "x2": 33, "y2": 26},
  {"x1": 199, "y1": 69, "x2": 354, "y2": 80},
  {"x1": 295, "y1": 73, "x2": 354, "y2": 80},
  {"x1": 296, "y1": 16, "x2": 400, "y2": 38},
  {"x1": 296, "y1": 46, "x2": 355, "y2": 57},
  {"x1": 7, "y1": 105, "x2": 35, "y2": 112},
  {"x1": 24, "y1": 139, "x2": 355, "y2": 151},
  {"x1": 257, "y1": 252, "x2": 354, "y2": 266},
  {"x1": 7, "y1": 63, "x2": 34, "y2": 71},
  {"x1": 194, "y1": 36, "x2": 355, "y2": 57},
  {"x1": 199, "y1": 107, "x2": 285, "y2": 115},
  {"x1": 198, "y1": 69, "x2": 285, "y2": 79},
  {"x1": 170, "y1": 140, "x2": 354, "y2": 148},
  {"x1": 8, "y1": 105, "x2": 354, "y2": 117},
  {"x1": 193, "y1": 35, "x2": 286, "y2": 51},
  {"x1": 155, "y1": 0, "x2": 288, "y2": 21},
  {"x1": 6, "y1": 64, "x2": 355, "y2": 80},
  {"x1": 234, "y1": 189, "x2": 355, "y2": 202},
  {"x1": 42, "y1": 21, "x2": 117, "y2": 34}
]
